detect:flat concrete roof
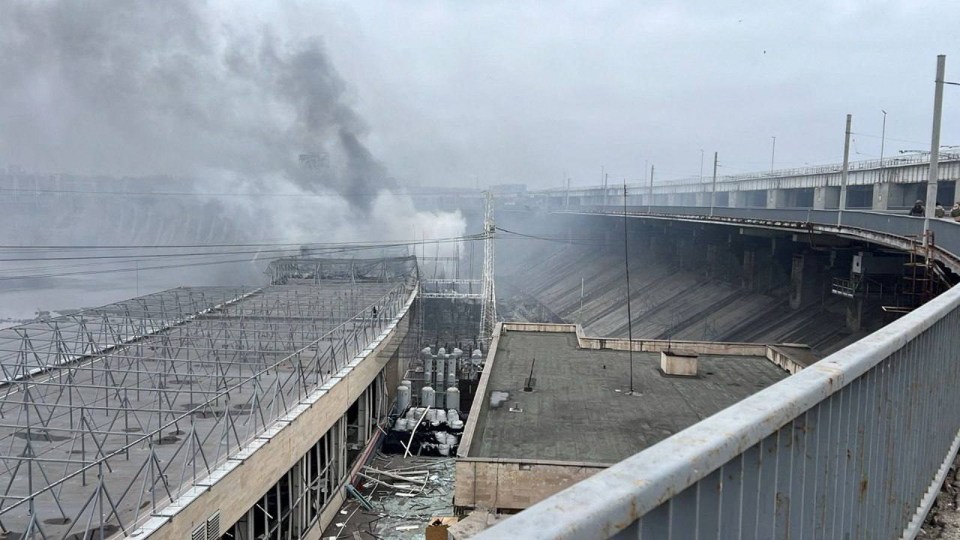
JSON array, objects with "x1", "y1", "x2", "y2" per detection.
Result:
[{"x1": 467, "y1": 331, "x2": 789, "y2": 464}]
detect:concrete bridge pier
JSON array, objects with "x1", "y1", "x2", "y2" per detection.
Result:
[
  {"x1": 766, "y1": 189, "x2": 788, "y2": 209},
  {"x1": 789, "y1": 252, "x2": 826, "y2": 309},
  {"x1": 872, "y1": 182, "x2": 908, "y2": 210},
  {"x1": 845, "y1": 297, "x2": 864, "y2": 332},
  {"x1": 705, "y1": 244, "x2": 718, "y2": 278},
  {"x1": 741, "y1": 250, "x2": 757, "y2": 290},
  {"x1": 814, "y1": 186, "x2": 840, "y2": 209}
]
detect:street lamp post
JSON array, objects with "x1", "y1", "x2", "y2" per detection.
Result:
[
  {"x1": 880, "y1": 110, "x2": 887, "y2": 183},
  {"x1": 770, "y1": 136, "x2": 776, "y2": 173}
]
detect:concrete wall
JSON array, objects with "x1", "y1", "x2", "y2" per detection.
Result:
[
  {"x1": 455, "y1": 459, "x2": 607, "y2": 512},
  {"x1": 498, "y1": 322, "x2": 773, "y2": 357},
  {"x1": 142, "y1": 291, "x2": 416, "y2": 540}
]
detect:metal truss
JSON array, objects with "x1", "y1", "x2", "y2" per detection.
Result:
[
  {"x1": 420, "y1": 279, "x2": 482, "y2": 300},
  {"x1": 266, "y1": 256, "x2": 417, "y2": 285},
  {"x1": 0, "y1": 282, "x2": 413, "y2": 539},
  {"x1": 479, "y1": 192, "x2": 498, "y2": 342}
]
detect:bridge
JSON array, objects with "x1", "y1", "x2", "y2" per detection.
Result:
[
  {"x1": 526, "y1": 153, "x2": 960, "y2": 212},
  {"x1": 479, "y1": 188, "x2": 960, "y2": 538}
]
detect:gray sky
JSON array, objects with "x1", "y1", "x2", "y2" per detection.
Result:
[
  {"x1": 1, "y1": 0, "x2": 958, "y2": 189},
  {"x1": 315, "y1": 0, "x2": 960, "y2": 187}
]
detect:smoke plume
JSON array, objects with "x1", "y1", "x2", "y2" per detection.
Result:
[{"x1": 0, "y1": 0, "x2": 396, "y2": 212}]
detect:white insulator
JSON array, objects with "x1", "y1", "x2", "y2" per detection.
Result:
[
  {"x1": 435, "y1": 356, "x2": 446, "y2": 387},
  {"x1": 446, "y1": 387, "x2": 461, "y2": 413},
  {"x1": 397, "y1": 385, "x2": 411, "y2": 414},
  {"x1": 423, "y1": 356, "x2": 434, "y2": 389},
  {"x1": 446, "y1": 357, "x2": 457, "y2": 388},
  {"x1": 421, "y1": 386, "x2": 435, "y2": 408}
]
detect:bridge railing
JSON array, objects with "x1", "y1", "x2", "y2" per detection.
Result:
[
  {"x1": 479, "y1": 207, "x2": 960, "y2": 539},
  {"x1": 586, "y1": 204, "x2": 935, "y2": 240}
]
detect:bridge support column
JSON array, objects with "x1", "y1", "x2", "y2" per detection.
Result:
[
  {"x1": 676, "y1": 236, "x2": 699, "y2": 269},
  {"x1": 766, "y1": 189, "x2": 788, "y2": 209},
  {"x1": 705, "y1": 244, "x2": 718, "y2": 278},
  {"x1": 741, "y1": 250, "x2": 756, "y2": 290},
  {"x1": 845, "y1": 297, "x2": 864, "y2": 332},
  {"x1": 814, "y1": 186, "x2": 840, "y2": 209},
  {"x1": 729, "y1": 191, "x2": 745, "y2": 208},
  {"x1": 872, "y1": 183, "x2": 903, "y2": 210},
  {"x1": 789, "y1": 253, "x2": 824, "y2": 309}
]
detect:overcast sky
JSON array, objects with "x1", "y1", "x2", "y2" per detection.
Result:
[
  {"x1": 2, "y1": 1, "x2": 958, "y2": 189},
  {"x1": 308, "y1": 0, "x2": 960, "y2": 187}
]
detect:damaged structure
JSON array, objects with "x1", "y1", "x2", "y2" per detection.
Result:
[{"x1": 0, "y1": 270, "x2": 419, "y2": 539}]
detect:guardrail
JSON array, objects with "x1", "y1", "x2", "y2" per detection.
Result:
[
  {"x1": 575, "y1": 205, "x2": 960, "y2": 271},
  {"x1": 479, "y1": 206, "x2": 960, "y2": 539}
]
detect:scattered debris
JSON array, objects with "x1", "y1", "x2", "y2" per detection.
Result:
[
  {"x1": 489, "y1": 390, "x2": 509, "y2": 408},
  {"x1": 324, "y1": 455, "x2": 456, "y2": 539}
]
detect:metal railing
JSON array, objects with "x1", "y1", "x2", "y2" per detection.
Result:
[
  {"x1": 480, "y1": 206, "x2": 960, "y2": 539},
  {"x1": 536, "y1": 153, "x2": 960, "y2": 195}
]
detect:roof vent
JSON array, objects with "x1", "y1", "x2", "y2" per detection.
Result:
[{"x1": 660, "y1": 350, "x2": 699, "y2": 377}]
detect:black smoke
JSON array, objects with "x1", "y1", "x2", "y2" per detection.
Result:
[{"x1": 0, "y1": 0, "x2": 389, "y2": 212}]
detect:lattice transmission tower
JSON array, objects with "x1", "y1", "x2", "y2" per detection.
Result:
[{"x1": 479, "y1": 191, "x2": 497, "y2": 343}]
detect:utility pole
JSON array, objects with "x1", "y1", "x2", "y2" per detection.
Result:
[
  {"x1": 771, "y1": 136, "x2": 776, "y2": 173},
  {"x1": 839, "y1": 114, "x2": 852, "y2": 227},
  {"x1": 925, "y1": 54, "x2": 946, "y2": 232},
  {"x1": 623, "y1": 182, "x2": 636, "y2": 395},
  {"x1": 880, "y1": 110, "x2": 887, "y2": 168},
  {"x1": 647, "y1": 165, "x2": 654, "y2": 213},
  {"x1": 710, "y1": 152, "x2": 718, "y2": 216}
]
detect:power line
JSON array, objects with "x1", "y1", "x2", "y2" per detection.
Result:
[
  {"x1": 0, "y1": 234, "x2": 485, "y2": 261},
  {"x1": 0, "y1": 186, "x2": 484, "y2": 199}
]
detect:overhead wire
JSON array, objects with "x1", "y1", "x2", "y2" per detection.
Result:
[
  {"x1": 0, "y1": 233, "x2": 488, "y2": 281},
  {"x1": 0, "y1": 234, "x2": 485, "y2": 262},
  {"x1": 0, "y1": 186, "x2": 483, "y2": 199}
]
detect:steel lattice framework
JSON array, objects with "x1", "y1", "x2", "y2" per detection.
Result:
[
  {"x1": 0, "y1": 281, "x2": 413, "y2": 539},
  {"x1": 479, "y1": 191, "x2": 497, "y2": 342}
]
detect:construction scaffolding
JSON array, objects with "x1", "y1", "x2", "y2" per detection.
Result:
[{"x1": 0, "y1": 281, "x2": 414, "y2": 539}]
